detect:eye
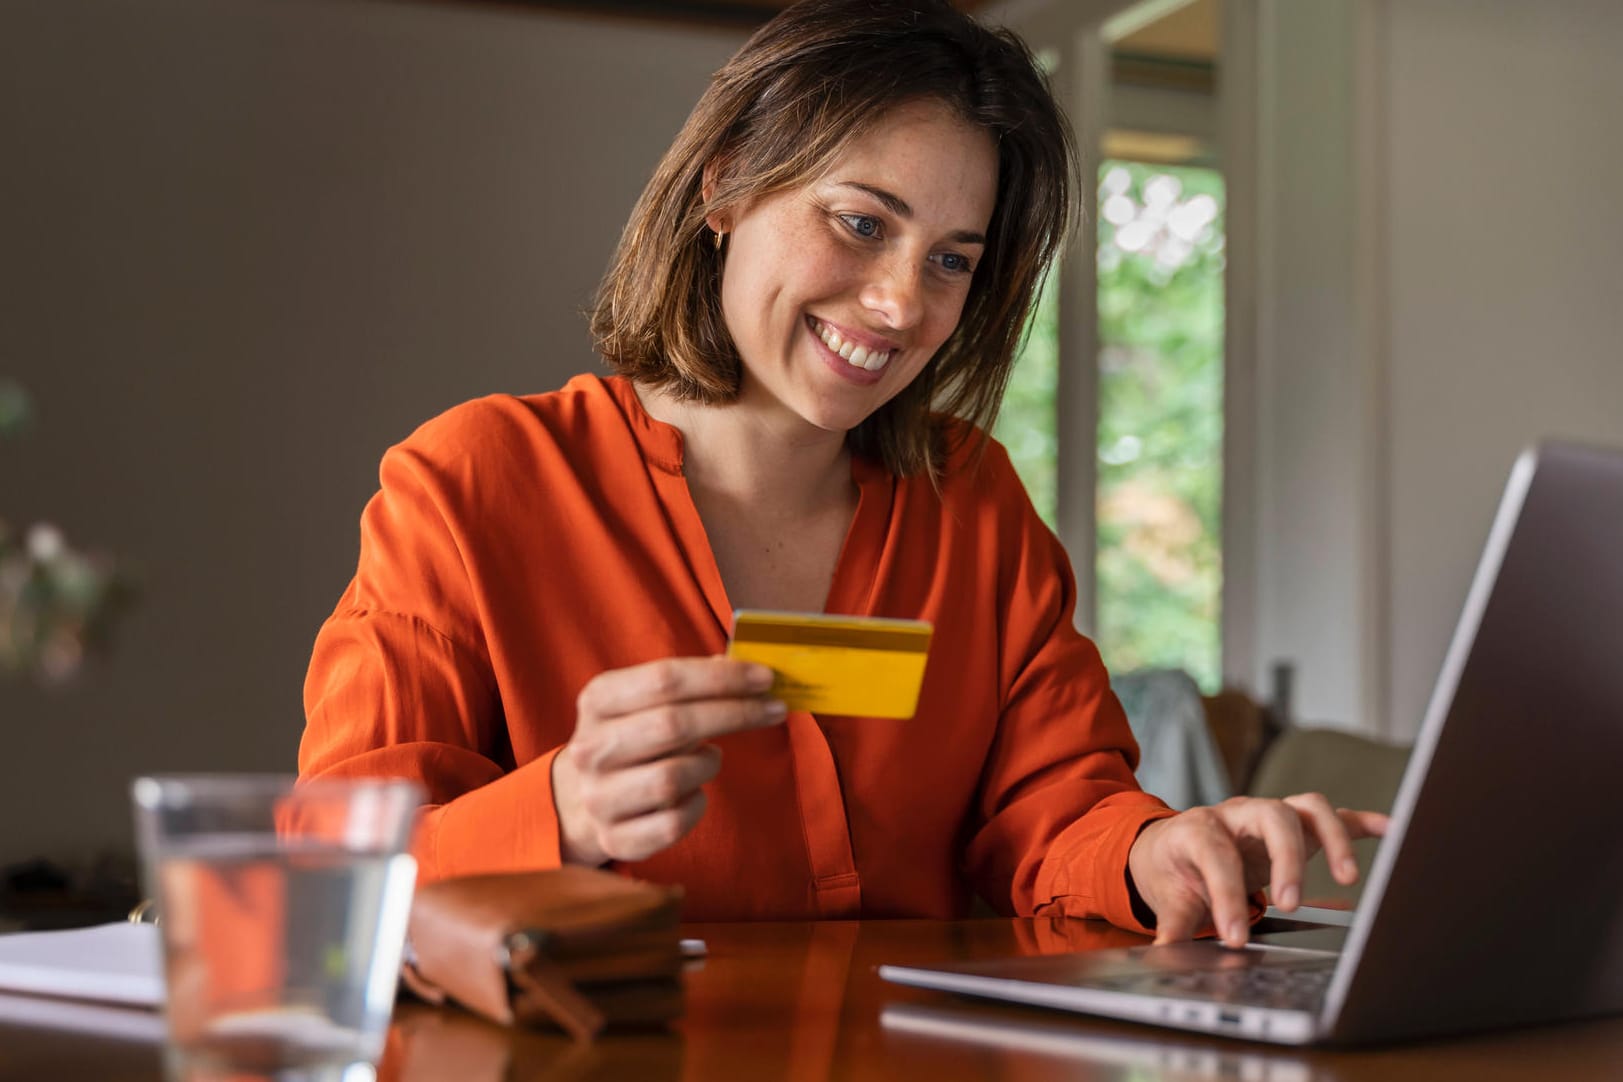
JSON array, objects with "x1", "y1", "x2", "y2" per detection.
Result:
[
  {"x1": 935, "y1": 252, "x2": 975, "y2": 275},
  {"x1": 838, "y1": 213, "x2": 883, "y2": 239}
]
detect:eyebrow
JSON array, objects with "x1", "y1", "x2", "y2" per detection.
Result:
[{"x1": 835, "y1": 181, "x2": 988, "y2": 246}]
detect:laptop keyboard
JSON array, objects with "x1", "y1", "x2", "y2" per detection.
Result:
[{"x1": 1096, "y1": 957, "x2": 1334, "y2": 1010}]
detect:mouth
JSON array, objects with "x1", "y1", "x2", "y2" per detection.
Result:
[{"x1": 808, "y1": 316, "x2": 896, "y2": 374}]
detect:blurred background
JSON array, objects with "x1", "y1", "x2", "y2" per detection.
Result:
[{"x1": 3, "y1": 0, "x2": 1620, "y2": 918}]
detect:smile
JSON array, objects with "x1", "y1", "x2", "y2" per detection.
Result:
[{"x1": 809, "y1": 317, "x2": 895, "y2": 373}]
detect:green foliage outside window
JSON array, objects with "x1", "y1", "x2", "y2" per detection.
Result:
[
  {"x1": 996, "y1": 160, "x2": 1225, "y2": 690},
  {"x1": 1096, "y1": 161, "x2": 1224, "y2": 689},
  {"x1": 996, "y1": 272, "x2": 1060, "y2": 528}
]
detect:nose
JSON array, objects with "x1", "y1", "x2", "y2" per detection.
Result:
[{"x1": 859, "y1": 252, "x2": 925, "y2": 332}]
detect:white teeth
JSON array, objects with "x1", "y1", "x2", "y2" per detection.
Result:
[{"x1": 814, "y1": 319, "x2": 892, "y2": 372}]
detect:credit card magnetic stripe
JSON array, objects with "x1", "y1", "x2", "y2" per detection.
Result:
[{"x1": 729, "y1": 619, "x2": 931, "y2": 652}]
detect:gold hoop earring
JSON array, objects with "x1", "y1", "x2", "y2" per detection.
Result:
[{"x1": 714, "y1": 229, "x2": 727, "y2": 253}]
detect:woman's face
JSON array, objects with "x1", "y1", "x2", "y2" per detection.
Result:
[{"x1": 711, "y1": 99, "x2": 999, "y2": 437}]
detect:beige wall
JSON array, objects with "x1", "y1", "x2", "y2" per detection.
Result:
[
  {"x1": 1246, "y1": 0, "x2": 1374, "y2": 732},
  {"x1": 0, "y1": 0, "x2": 743, "y2": 866},
  {"x1": 1380, "y1": 0, "x2": 1623, "y2": 739},
  {"x1": 1245, "y1": 0, "x2": 1623, "y2": 738}
]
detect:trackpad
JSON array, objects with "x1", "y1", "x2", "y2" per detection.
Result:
[{"x1": 1251, "y1": 909, "x2": 1351, "y2": 953}]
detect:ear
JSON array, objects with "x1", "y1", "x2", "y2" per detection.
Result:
[{"x1": 701, "y1": 157, "x2": 729, "y2": 235}]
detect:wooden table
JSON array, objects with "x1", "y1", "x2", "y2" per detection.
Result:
[{"x1": 3, "y1": 919, "x2": 1621, "y2": 1079}]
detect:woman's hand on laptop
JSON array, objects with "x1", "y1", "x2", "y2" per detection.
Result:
[{"x1": 1126, "y1": 796, "x2": 1390, "y2": 949}]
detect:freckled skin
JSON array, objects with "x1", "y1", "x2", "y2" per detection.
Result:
[{"x1": 712, "y1": 99, "x2": 999, "y2": 436}]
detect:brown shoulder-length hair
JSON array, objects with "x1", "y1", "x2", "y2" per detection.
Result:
[{"x1": 590, "y1": 0, "x2": 1077, "y2": 480}]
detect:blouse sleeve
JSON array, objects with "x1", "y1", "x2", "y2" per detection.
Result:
[
  {"x1": 299, "y1": 413, "x2": 567, "y2": 882},
  {"x1": 958, "y1": 442, "x2": 1175, "y2": 932}
]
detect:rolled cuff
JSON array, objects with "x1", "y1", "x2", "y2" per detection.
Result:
[
  {"x1": 1032, "y1": 799, "x2": 1176, "y2": 933},
  {"x1": 413, "y1": 747, "x2": 565, "y2": 881}
]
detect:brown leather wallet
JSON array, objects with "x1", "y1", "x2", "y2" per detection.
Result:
[{"x1": 400, "y1": 866, "x2": 685, "y2": 1041}]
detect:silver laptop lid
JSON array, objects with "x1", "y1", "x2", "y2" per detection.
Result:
[{"x1": 1325, "y1": 441, "x2": 1623, "y2": 1042}]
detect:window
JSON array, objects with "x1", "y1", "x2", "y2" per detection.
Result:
[{"x1": 996, "y1": 161, "x2": 1226, "y2": 690}]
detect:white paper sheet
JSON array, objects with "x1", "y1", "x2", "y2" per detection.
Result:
[
  {"x1": 0, "y1": 922, "x2": 162, "y2": 1008},
  {"x1": 0, "y1": 990, "x2": 166, "y2": 1042}
]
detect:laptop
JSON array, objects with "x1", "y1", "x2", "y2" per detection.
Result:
[{"x1": 881, "y1": 441, "x2": 1623, "y2": 1045}]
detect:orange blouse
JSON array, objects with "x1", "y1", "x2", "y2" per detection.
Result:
[{"x1": 299, "y1": 374, "x2": 1173, "y2": 927}]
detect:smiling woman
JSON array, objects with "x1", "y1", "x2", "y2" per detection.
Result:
[
  {"x1": 695, "y1": 99, "x2": 997, "y2": 434},
  {"x1": 590, "y1": 0, "x2": 1074, "y2": 480},
  {"x1": 300, "y1": 0, "x2": 1384, "y2": 943}
]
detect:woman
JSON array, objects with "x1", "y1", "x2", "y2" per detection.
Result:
[{"x1": 300, "y1": 0, "x2": 1384, "y2": 945}]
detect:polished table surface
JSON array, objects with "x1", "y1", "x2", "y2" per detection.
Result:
[{"x1": 3, "y1": 918, "x2": 1622, "y2": 1080}]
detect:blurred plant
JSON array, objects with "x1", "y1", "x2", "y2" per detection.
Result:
[{"x1": 0, "y1": 380, "x2": 135, "y2": 682}]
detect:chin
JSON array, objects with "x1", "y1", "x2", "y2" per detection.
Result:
[
  {"x1": 799, "y1": 404, "x2": 870, "y2": 435},
  {"x1": 795, "y1": 383, "x2": 893, "y2": 435}
]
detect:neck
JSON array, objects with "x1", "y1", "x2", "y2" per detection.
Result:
[{"x1": 635, "y1": 381, "x2": 852, "y2": 515}]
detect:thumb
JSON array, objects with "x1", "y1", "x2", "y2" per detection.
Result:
[{"x1": 1152, "y1": 894, "x2": 1208, "y2": 946}]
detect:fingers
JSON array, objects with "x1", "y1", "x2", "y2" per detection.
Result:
[
  {"x1": 557, "y1": 737, "x2": 729, "y2": 867},
  {"x1": 573, "y1": 656, "x2": 785, "y2": 772},
  {"x1": 1149, "y1": 812, "x2": 1252, "y2": 949},
  {"x1": 581, "y1": 745, "x2": 723, "y2": 825},
  {"x1": 1246, "y1": 801, "x2": 1306, "y2": 912},
  {"x1": 558, "y1": 657, "x2": 789, "y2": 868},
  {"x1": 1340, "y1": 808, "x2": 1391, "y2": 840},
  {"x1": 1285, "y1": 792, "x2": 1362, "y2": 885},
  {"x1": 1137, "y1": 796, "x2": 1395, "y2": 949},
  {"x1": 579, "y1": 657, "x2": 774, "y2": 719},
  {"x1": 1280, "y1": 791, "x2": 1349, "y2": 885},
  {"x1": 1190, "y1": 824, "x2": 1254, "y2": 949},
  {"x1": 566, "y1": 745, "x2": 723, "y2": 865},
  {"x1": 1142, "y1": 794, "x2": 1395, "y2": 947},
  {"x1": 574, "y1": 696, "x2": 787, "y2": 771},
  {"x1": 599, "y1": 788, "x2": 710, "y2": 865}
]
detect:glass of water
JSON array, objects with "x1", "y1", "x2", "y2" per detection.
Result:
[{"x1": 132, "y1": 774, "x2": 423, "y2": 1081}]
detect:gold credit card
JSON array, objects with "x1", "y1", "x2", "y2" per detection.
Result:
[{"x1": 725, "y1": 610, "x2": 932, "y2": 719}]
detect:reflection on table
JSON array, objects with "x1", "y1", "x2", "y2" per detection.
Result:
[{"x1": 5, "y1": 919, "x2": 1623, "y2": 1081}]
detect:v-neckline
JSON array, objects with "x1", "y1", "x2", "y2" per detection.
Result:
[{"x1": 604, "y1": 376, "x2": 894, "y2": 638}]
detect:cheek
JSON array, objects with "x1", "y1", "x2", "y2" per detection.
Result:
[
  {"x1": 792, "y1": 232, "x2": 862, "y2": 295},
  {"x1": 718, "y1": 251, "x2": 777, "y2": 345},
  {"x1": 924, "y1": 289, "x2": 972, "y2": 346},
  {"x1": 724, "y1": 223, "x2": 821, "y2": 315}
]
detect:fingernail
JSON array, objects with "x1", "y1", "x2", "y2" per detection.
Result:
[
  {"x1": 761, "y1": 698, "x2": 788, "y2": 721},
  {"x1": 1339, "y1": 858, "x2": 1359, "y2": 881},
  {"x1": 746, "y1": 664, "x2": 775, "y2": 691},
  {"x1": 1277, "y1": 884, "x2": 1299, "y2": 910},
  {"x1": 1228, "y1": 921, "x2": 1249, "y2": 946}
]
